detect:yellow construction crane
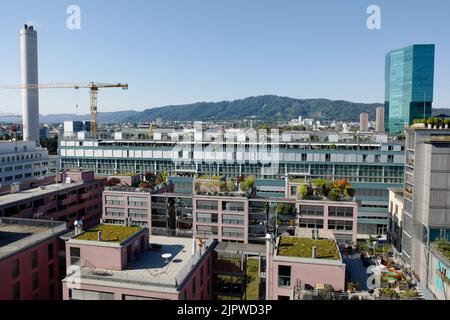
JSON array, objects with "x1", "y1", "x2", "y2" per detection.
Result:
[{"x1": 0, "y1": 82, "x2": 128, "y2": 133}]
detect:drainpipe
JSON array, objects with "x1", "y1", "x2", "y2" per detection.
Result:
[{"x1": 265, "y1": 233, "x2": 273, "y2": 300}]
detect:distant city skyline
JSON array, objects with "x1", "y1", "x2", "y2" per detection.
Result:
[{"x1": 0, "y1": 0, "x2": 449, "y2": 115}]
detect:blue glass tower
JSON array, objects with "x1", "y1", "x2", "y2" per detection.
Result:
[{"x1": 385, "y1": 44, "x2": 435, "y2": 134}]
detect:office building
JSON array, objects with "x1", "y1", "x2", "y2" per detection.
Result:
[
  {"x1": 0, "y1": 217, "x2": 68, "y2": 300},
  {"x1": 59, "y1": 129, "x2": 405, "y2": 236},
  {"x1": 0, "y1": 140, "x2": 50, "y2": 186},
  {"x1": 388, "y1": 188, "x2": 404, "y2": 253},
  {"x1": 402, "y1": 125, "x2": 450, "y2": 299},
  {"x1": 385, "y1": 44, "x2": 435, "y2": 133},
  {"x1": 63, "y1": 121, "x2": 90, "y2": 137}
]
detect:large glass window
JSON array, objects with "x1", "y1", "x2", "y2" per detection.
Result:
[
  {"x1": 299, "y1": 205, "x2": 324, "y2": 216},
  {"x1": 328, "y1": 206, "x2": 354, "y2": 217},
  {"x1": 197, "y1": 200, "x2": 218, "y2": 211},
  {"x1": 328, "y1": 220, "x2": 353, "y2": 231},
  {"x1": 222, "y1": 214, "x2": 244, "y2": 225}
]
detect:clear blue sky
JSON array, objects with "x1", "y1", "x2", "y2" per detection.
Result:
[{"x1": 0, "y1": 0, "x2": 449, "y2": 115}]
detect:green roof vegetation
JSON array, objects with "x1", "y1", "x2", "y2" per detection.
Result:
[
  {"x1": 436, "y1": 239, "x2": 450, "y2": 260},
  {"x1": 75, "y1": 224, "x2": 142, "y2": 243},
  {"x1": 196, "y1": 175, "x2": 224, "y2": 180},
  {"x1": 277, "y1": 236, "x2": 340, "y2": 260},
  {"x1": 114, "y1": 172, "x2": 139, "y2": 177}
]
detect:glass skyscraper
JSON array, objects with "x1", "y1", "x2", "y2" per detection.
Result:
[{"x1": 385, "y1": 44, "x2": 435, "y2": 134}]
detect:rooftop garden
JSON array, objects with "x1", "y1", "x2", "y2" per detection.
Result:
[
  {"x1": 194, "y1": 175, "x2": 255, "y2": 197},
  {"x1": 277, "y1": 236, "x2": 340, "y2": 260},
  {"x1": 196, "y1": 175, "x2": 224, "y2": 181},
  {"x1": 106, "y1": 171, "x2": 169, "y2": 189},
  {"x1": 435, "y1": 239, "x2": 450, "y2": 261},
  {"x1": 296, "y1": 178, "x2": 355, "y2": 201},
  {"x1": 75, "y1": 224, "x2": 142, "y2": 243},
  {"x1": 413, "y1": 117, "x2": 450, "y2": 129},
  {"x1": 113, "y1": 172, "x2": 139, "y2": 177}
]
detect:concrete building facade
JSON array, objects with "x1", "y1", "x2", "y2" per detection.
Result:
[{"x1": 0, "y1": 217, "x2": 68, "y2": 300}]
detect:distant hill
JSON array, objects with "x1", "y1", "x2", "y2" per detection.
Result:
[{"x1": 2, "y1": 95, "x2": 448, "y2": 124}]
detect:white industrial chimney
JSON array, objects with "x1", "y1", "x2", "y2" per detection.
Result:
[{"x1": 20, "y1": 24, "x2": 40, "y2": 143}]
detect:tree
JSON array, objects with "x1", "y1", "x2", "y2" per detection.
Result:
[
  {"x1": 105, "y1": 178, "x2": 121, "y2": 187},
  {"x1": 299, "y1": 185, "x2": 309, "y2": 199},
  {"x1": 329, "y1": 188, "x2": 341, "y2": 201}
]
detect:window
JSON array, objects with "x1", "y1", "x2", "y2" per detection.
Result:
[
  {"x1": 328, "y1": 206, "x2": 354, "y2": 217},
  {"x1": 31, "y1": 251, "x2": 38, "y2": 269},
  {"x1": 32, "y1": 272, "x2": 39, "y2": 290},
  {"x1": 328, "y1": 220, "x2": 353, "y2": 231},
  {"x1": 278, "y1": 265, "x2": 291, "y2": 287},
  {"x1": 196, "y1": 200, "x2": 218, "y2": 210},
  {"x1": 70, "y1": 247, "x2": 81, "y2": 265},
  {"x1": 13, "y1": 282, "x2": 20, "y2": 300},
  {"x1": 48, "y1": 263, "x2": 54, "y2": 279},
  {"x1": 299, "y1": 205, "x2": 324, "y2": 216},
  {"x1": 11, "y1": 260, "x2": 19, "y2": 278},
  {"x1": 222, "y1": 214, "x2": 244, "y2": 225},
  {"x1": 48, "y1": 243, "x2": 54, "y2": 260},
  {"x1": 222, "y1": 201, "x2": 244, "y2": 212}
]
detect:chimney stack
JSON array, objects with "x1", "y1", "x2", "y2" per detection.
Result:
[
  {"x1": 20, "y1": 23, "x2": 40, "y2": 143},
  {"x1": 97, "y1": 230, "x2": 103, "y2": 241},
  {"x1": 74, "y1": 220, "x2": 83, "y2": 236}
]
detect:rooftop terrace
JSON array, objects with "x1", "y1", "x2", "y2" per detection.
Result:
[
  {"x1": 74, "y1": 224, "x2": 142, "y2": 243},
  {"x1": 277, "y1": 236, "x2": 341, "y2": 260},
  {"x1": 65, "y1": 235, "x2": 215, "y2": 291},
  {"x1": 0, "y1": 218, "x2": 67, "y2": 260},
  {"x1": 0, "y1": 181, "x2": 84, "y2": 205}
]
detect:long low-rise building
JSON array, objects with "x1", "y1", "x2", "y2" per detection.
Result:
[
  {"x1": 59, "y1": 129, "x2": 405, "y2": 236},
  {"x1": 0, "y1": 140, "x2": 50, "y2": 186}
]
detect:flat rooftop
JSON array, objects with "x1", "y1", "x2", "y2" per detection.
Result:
[
  {"x1": 0, "y1": 181, "x2": 84, "y2": 205},
  {"x1": 0, "y1": 218, "x2": 67, "y2": 261},
  {"x1": 65, "y1": 235, "x2": 214, "y2": 292},
  {"x1": 74, "y1": 224, "x2": 142, "y2": 243},
  {"x1": 277, "y1": 236, "x2": 340, "y2": 260}
]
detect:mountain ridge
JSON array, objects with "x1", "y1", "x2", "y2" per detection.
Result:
[{"x1": 1, "y1": 95, "x2": 448, "y2": 124}]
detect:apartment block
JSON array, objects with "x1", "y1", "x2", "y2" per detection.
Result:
[
  {"x1": 0, "y1": 170, "x2": 106, "y2": 229},
  {"x1": 62, "y1": 224, "x2": 216, "y2": 300},
  {"x1": 102, "y1": 183, "x2": 174, "y2": 228},
  {"x1": 402, "y1": 125, "x2": 450, "y2": 299},
  {"x1": 266, "y1": 230, "x2": 346, "y2": 300},
  {"x1": 0, "y1": 217, "x2": 68, "y2": 300},
  {"x1": 59, "y1": 129, "x2": 405, "y2": 235}
]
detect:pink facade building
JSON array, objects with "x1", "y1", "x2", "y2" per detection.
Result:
[
  {"x1": 102, "y1": 183, "x2": 174, "y2": 229},
  {"x1": 0, "y1": 170, "x2": 106, "y2": 229},
  {"x1": 192, "y1": 190, "x2": 358, "y2": 245},
  {"x1": 296, "y1": 200, "x2": 358, "y2": 244},
  {"x1": 0, "y1": 217, "x2": 68, "y2": 300},
  {"x1": 193, "y1": 195, "x2": 249, "y2": 244},
  {"x1": 62, "y1": 224, "x2": 216, "y2": 300},
  {"x1": 266, "y1": 230, "x2": 346, "y2": 300}
]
